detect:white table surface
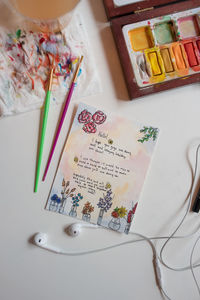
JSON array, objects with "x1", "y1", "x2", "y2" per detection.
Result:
[{"x1": 1, "y1": 1, "x2": 200, "y2": 300}]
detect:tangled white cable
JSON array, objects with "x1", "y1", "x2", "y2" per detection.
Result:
[{"x1": 33, "y1": 144, "x2": 200, "y2": 300}]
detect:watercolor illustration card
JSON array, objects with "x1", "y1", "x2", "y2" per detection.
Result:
[{"x1": 46, "y1": 102, "x2": 159, "y2": 234}]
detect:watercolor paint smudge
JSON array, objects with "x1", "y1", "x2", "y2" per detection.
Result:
[{"x1": 4, "y1": 29, "x2": 78, "y2": 91}]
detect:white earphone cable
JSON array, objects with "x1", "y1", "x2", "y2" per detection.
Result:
[
  {"x1": 159, "y1": 143, "x2": 200, "y2": 272},
  {"x1": 34, "y1": 144, "x2": 200, "y2": 299},
  {"x1": 157, "y1": 143, "x2": 200, "y2": 297},
  {"x1": 190, "y1": 234, "x2": 200, "y2": 295}
]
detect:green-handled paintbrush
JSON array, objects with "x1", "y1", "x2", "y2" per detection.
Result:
[{"x1": 34, "y1": 65, "x2": 54, "y2": 193}]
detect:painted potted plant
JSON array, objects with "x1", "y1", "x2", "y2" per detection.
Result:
[
  {"x1": 49, "y1": 194, "x2": 61, "y2": 212},
  {"x1": 59, "y1": 179, "x2": 76, "y2": 213},
  {"x1": 97, "y1": 188, "x2": 113, "y2": 225},
  {"x1": 82, "y1": 201, "x2": 94, "y2": 222},
  {"x1": 108, "y1": 206, "x2": 127, "y2": 231},
  {"x1": 124, "y1": 203, "x2": 138, "y2": 234},
  {"x1": 69, "y1": 193, "x2": 83, "y2": 217}
]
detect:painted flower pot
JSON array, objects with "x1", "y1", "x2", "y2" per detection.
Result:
[
  {"x1": 97, "y1": 208, "x2": 104, "y2": 225},
  {"x1": 58, "y1": 205, "x2": 64, "y2": 214},
  {"x1": 69, "y1": 205, "x2": 77, "y2": 217},
  {"x1": 49, "y1": 200, "x2": 59, "y2": 212},
  {"x1": 59, "y1": 197, "x2": 67, "y2": 214},
  {"x1": 108, "y1": 217, "x2": 121, "y2": 231},
  {"x1": 124, "y1": 223, "x2": 131, "y2": 234},
  {"x1": 82, "y1": 214, "x2": 91, "y2": 222}
]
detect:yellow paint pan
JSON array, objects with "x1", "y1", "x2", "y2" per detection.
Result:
[
  {"x1": 128, "y1": 26, "x2": 154, "y2": 52},
  {"x1": 160, "y1": 47, "x2": 176, "y2": 77},
  {"x1": 144, "y1": 47, "x2": 165, "y2": 83}
]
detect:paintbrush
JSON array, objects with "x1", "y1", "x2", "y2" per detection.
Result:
[
  {"x1": 42, "y1": 55, "x2": 83, "y2": 181},
  {"x1": 34, "y1": 64, "x2": 54, "y2": 192}
]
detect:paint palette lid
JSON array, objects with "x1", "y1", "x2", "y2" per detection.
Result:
[{"x1": 104, "y1": 0, "x2": 189, "y2": 20}]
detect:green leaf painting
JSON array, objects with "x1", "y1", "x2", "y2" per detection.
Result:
[{"x1": 138, "y1": 126, "x2": 158, "y2": 143}]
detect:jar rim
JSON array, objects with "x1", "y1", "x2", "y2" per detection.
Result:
[{"x1": 6, "y1": 0, "x2": 80, "y2": 26}]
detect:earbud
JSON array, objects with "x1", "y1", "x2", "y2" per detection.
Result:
[
  {"x1": 34, "y1": 233, "x2": 63, "y2": 254},
  {"x1": 67, "y1": 223, "x2": 99, "y2": 237},
  {"x1": 33, "y1": 223, "x2": 99, "y2": 254},
  {"x1": 34, "y1": 233, "x2": 48, "y2": 247},
  {"x1": 33, "y1": 224, "x2": 99, "y2": 252}
]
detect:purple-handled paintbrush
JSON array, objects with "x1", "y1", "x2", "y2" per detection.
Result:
[{"x1": 42, "y1": 55, "x2": 83, "y2": 181}]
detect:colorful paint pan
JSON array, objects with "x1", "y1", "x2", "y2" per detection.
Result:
[
  {"x1": 170, "y1": 42, "x2": 189, "y2": 76},
  {"x1": 184, "y1": 42, "x2": 198, "y2": 67},
  {"x1": 128, "y1": 26, "x2": 154, "y2": 51},
  {"x1": 182, "y1": 39, "x2": 200, "y2": 72},
  {"x1": 160, "y1": 47, "x2": 174, "y2": 74},
  {"x1": 196, "y1": 40, "x2": 200, "y2": 53},
  {"x1": 154, "y1": 22, "x2": 175, "y2": 45},
  {"x1": 123, "y1": 7, "x2": 200, "y2": 90},
  {"x1": 144, "y1": 48, "x2": 165, "y2": 83},
  {"x1": 177, "y1": 16, "x2": 200, "y2": 39}
]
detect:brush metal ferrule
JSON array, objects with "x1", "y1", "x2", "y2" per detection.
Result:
[
  {"x1": 48, "y1": 67, "x2": 54, "y2": 91},
  {"x1": 73, "y1": 56, "x2": 83, "y2": 83}
]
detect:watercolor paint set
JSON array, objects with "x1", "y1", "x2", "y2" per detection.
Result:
[{"x1": 104, "y1": 0, "x2": 200, "y2": 99}]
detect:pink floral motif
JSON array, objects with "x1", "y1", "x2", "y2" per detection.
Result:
[
  {"x1": 127, "y1": 203, "x2": 138, "y2": 223},
  {"x1": 78, "y1": 110, "x2": 92, "y2": 124},
  {"x1": 92, "y1": 110, "x2": 106, "y2": 125},
  {"x1": 78, "y1": 109, "x2": 107, "y2": 134},
  {"x1": 83, "y1": 122, "x2": 97, "y2": 134}
]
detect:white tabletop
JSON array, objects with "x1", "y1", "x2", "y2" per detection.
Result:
[{"x1": 0, "y1": 1, "x2": 200, "y2": 300}]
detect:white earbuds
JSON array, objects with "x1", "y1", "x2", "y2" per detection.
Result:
[
  {"x1": 34, "y1": 232, "x2": 64, "y2": 253},
  {"x1": 67, "y1": 223, "x2": 99, "y2": 237},
  {"x1": 34, "y1": 233, "x2": 48, "y2": 246},
  {"x1": 33, "y1": 223, "x2": 99, "y2": 254}
]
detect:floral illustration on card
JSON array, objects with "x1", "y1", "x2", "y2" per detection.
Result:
[
  {"x1": 97, "y1": 188, "x2": 113, "y2": 225},
  {"x1": 46, "y1": 102, "x2": 159, "y2": 234},
  {"x1": 108, "y1": 206, "x2": 127, "y2": 231},
  {"x1": 49, "y1": 194, "x2": 62, "y2": 212},
  {"x1": 138, "y1": 126, "x2": 158, "y2": 143},
  {"x1": 92, "y1": 111, "x2": 106, "y2": 124},
  {"x1": 124, "y1": 203, "x2": 138, "y2": 234},
  {"x1": 82, "y1": 202, "x2": 94, "y2": 222},
  {"x1": 78, "y1": 109, "x2": 107, "y2": 134},
  {"x1": 69, "y1": 193, "x2": 83, "y2": 217},
  {"x1": 49, "y1": 179, "x2": 75, "y2": 213},
  {"x1": 78, "y1": 109, "x2": 92, "y2": 123},
  {"x1": 59, "y1": 179, "x2": 76, "y2": 213},
  {"x1": 83, "y1": 121, "x2": 97, "y2": 133}
]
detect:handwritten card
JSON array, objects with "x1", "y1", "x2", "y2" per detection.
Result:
[{"x1": 46, "y1": 102, "x2": 159, "y2": 234}]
